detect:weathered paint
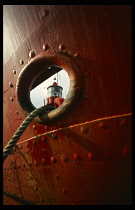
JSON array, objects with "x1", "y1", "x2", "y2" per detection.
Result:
[
  {"x1": 3, "y1": 5, "x2": 132, "y2": 205},
  {"x1": 3, "y1": 113, "x2": 132, "y2": 205}
]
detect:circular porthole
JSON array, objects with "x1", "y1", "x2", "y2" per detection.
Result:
[{"x1": 16, "y1": 51, "x2": 82, "y2": 124}]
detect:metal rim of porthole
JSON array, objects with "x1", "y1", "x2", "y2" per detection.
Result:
[{"x1": 16, "y1": 51, "x2": 82, "y2": 124}]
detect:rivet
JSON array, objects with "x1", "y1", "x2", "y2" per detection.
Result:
[
  {"x1": 30, "y1": 175, "x2": 33, "y2": 180},
  {"x1": 123, "y1": 147, "x2": 130, "y2": 155},
  {"x1": 33, "y1": 125, "x2": 37, "y2": 130},
  {"x1": 9, "y1": 82, "x2": 14, "y2": 88},
  {"x1": 29, "y1": 50, "x2": 35, "y2": 58},
  {"x1": 98, "y1": 122, "x2": 107, "y2": 130},
  {"x1": 51, "y1": 157, "x2": 57, "y2": 164},
  {"x1": 44, "y1": 126, "x2": 48, "y2": 130},
  {"x1": 19, "y1": 145, "x2": 22, "y2": 150},
  {"x1": 80, "y1": 126, "x2": 89, "y2": 134},
  {"x1": 13, "y1": 70, "x2": 16, "y2": 75},
  {"x1": 20, "y1": 60, "x2": 24, "y2": 65},
  {"x1": 22, "y1": 162, "x2": 26, "y2": 167},
  {"x1": 59, "y1": 44, "x2": 65, "y2": 51},
  {"x1": 43, "y1": 44, "x2": 49, "y2": 51},
  {"x1": 62, "y1": 188, "x2": 67, "y2": 194},
  {"x1": 28, "y1": 161, "x2": 32, "y2": 167},
  {"x1": 41, "y1": 8, "x2": 46, "y2": 17},
  {"x1": 40, "y1": 198, "x2": 45, "y2": 203},
  {"x1": 61, "y1": 155, "x2": 69, "y2": 163},
  {"x1": 34, "y1": 185, "x2": 38, "y2": 191},
  {"x1": 10, "y1": 97, "x2": 14, "y2": 102},
  {"x1": 25, "y1": 142, "x2": 29, "y2": 148},
  {"x1": 39, "y1": 8, "x2": 49, "y2": 19},
  {"x1": 74, "y1": 53, "x2": 79, "y2": 58},
  {"x1": 34, "y1": 160, "x2": 38, "y2": 166},
  {"x1": 41, "y1": 136, "x2": 48, "y2": 143},
  {"x1": 15, "y1": 111, "x2": 19, "y2": 115},
  {"x1": 33, "y1": 140, "x2": 37, "y2": 145},
  {"x1": 48, "y1": 133, "x2": 58, "y2": 140},
  {"x1": 17, "y1": 165, "x2": 21, "y2": 169},
  {"x1": 88, "y1": 152, "x2": 94, "y2": 160},
  {"x1": 42, "y1": 159, "x2": 46, "y2": 165},
  {"x1": 73, "y1": 154, "x2": 82, "y2": 161},
  {"x1": 42, "y1": 138, "x2": 48, "y2": 143},
  {"x1": 52, "y1": 134, "x2": 58, "y2": 140}
]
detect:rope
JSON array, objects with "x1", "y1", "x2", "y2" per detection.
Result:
[{"x1": 3, "y1": 106, "x2": 52, "y2": 162}]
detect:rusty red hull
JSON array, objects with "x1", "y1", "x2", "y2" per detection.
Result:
[{"x1": 3, "y1": 5, "x2": 132, "y2": 205}]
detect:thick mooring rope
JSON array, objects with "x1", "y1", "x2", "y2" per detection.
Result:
[{"x1": 3, "y1": 106, "x2": 52, "y2": 162}]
